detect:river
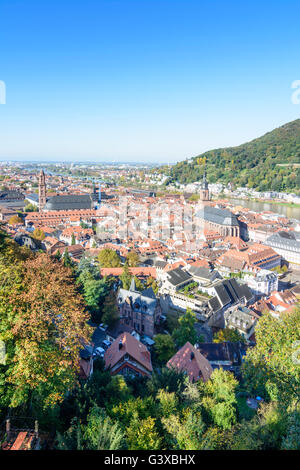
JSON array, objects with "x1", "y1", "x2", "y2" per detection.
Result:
[{"x1": 227, "y1": 198, "x2": 300, "y2": 221}]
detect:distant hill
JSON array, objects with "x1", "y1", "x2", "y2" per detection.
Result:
[{"x1": 166, "y1": 119, "x2": 300, "y2": 193}]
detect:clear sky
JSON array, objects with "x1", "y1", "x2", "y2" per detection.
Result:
[{"x1": 1, "y1": 0, "x2": 300, "y2": 163}]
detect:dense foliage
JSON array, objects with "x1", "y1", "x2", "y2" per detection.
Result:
[
  {"x1": 0, "y1": 232, "x2": 91, "y2": 413},
  {"x1": 98, "y1": 248, "x2": 121, "y2": 268}
]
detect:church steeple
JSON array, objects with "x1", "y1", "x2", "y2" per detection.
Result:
[
  {"x1": 199, "y1": 161, "x2": 210, "y2": 203},
  {"x1": 38, "y1": 169, "x2": 46, "y2": 212},
  {"x1": 129, "y1": 277, "x2": 137, "y2": 292},
  {"x1": 202, "y1": 167, "x2": 208, "y2": 190}
]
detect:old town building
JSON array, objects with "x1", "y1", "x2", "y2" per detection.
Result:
[{"x1": 117, "y1": 279, "x2": 161, "y2": 338}]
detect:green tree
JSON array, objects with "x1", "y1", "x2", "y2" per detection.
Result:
[
  {"x1": 105, "y1": 375, "x2": 133, "y2": 405},
  {"x1": 147, "y1": 367, "x2": 188, "y2": 397},
  {"x1": 120, "y1": 264, "x2": 132, "y2": 290},
  {"x1": 172, "y1": 308, "x2": 197, "y2": 348},
  {"x1": 203, "y1": 368, "x2": 238, "y2": 430},
  {"x1": 242, "y1": 309, "x2": 300, "y2": 405},
  {"x1": 101, "y1": 290, "x2": 119, "y2": 327},
  {"x1": 77, "y1": 255, "x2": 100, "y2": 282},
  {"x1": 153, "y1": 334, "x2": 176, "y2": 365},
  {"x1": 83, "y1": 406, "x2": 126, "y2": 449},
  {"x1": 76, "y1": 256, "x2": 111, "y2": 323},
  {"x1": 62, "y1": 248, "x2": 73, "y2": 268},
  {"x1": 56, "y1": 407, "x2": 126, "y2": 450},
  {"x1": 0, "y1": 249, "x2": 91, "y2": 409},
  {"x1": 8, "y1": 215, "x2": 23, "y2": 225},
  {"x1": 98, "y1": 248, "x2": 121, "y2": 268},
  {"x1": 24, "y1": 203, "x2": 38, "y2": 212},
  {"x1": 54, "y1": 250, "x2": 61, "y2": 261},
  {"x1": 281, "y1": 410, "x2": 300, "y2": 450},
  {"x1": 126, "y1": 251, "x2": 140, "y2": 267},
  {"x1": 126, "y1": 416, "x2": 161, "y2": 450},
  {"x1": 145, "y1": 276, "x2": 159, "y2": 294},
  {"x1": 213, "y1": 327, "x2": 245, "y2": 344},
  {"x1": 133, "y1": 275, "x2": 144, "y2": 291},
  {"x1": 32, "y1": 228, "x2": 45, "y2": 241},
  {"x1": 230, "y1": 418, "x2": 263, "y2": 450},
  {"x1": 156, "y1": 389, "x2": 178, "y2": 418},
  {"x1": 82, "y1": 278, "x2": 110, "y2": 322},
  {"x1": 162, "y1": 409, "x2": 205, "y2": 450}
]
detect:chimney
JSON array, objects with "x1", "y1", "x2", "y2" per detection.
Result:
[
  {"x1": 119, "y1": 340, "x2": 123, "y2": 350},
  {"x1": 34, "y1": 420, "x2": 39, "y2": 439},
  {"x1": 6, "y1": 419, "x2": 11, "y2": 441},
  {"x1": 190, "y1": 351, "x2": 195, "y2": 360}
]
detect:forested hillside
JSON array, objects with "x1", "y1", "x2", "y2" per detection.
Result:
[{"x1": 166, "y1": 119, "x2": 300, "y2": 192}]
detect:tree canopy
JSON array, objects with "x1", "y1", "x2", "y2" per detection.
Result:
[
  {"x1": 32, "y1": 228, "x2": 46, "y2": 241},
  {"x1": 8, "y1": 215, "x2": 23, "y2": 225},
  {"x1": 0, "y1": 236, "x2": 91, "y2": 410},
  {"x1": 98, "y1": 248, "x2": 121, "y2": 268},
  {"x1": 242, "y1": 308, "x2": 300, "y2": 405},
  {"x1": 125, "y1": 251, "x2": 140, "y2": 267},
  {"x1": 213, "y1": 327, "x2": 246, "y2": 344},
  {"x1": 172, "y1": 308, "x2": 197, "y2": 348}
]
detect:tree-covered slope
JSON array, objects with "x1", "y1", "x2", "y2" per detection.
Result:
[{"x1": 167, "y1": 119, "x2": 300, "y2": 192}]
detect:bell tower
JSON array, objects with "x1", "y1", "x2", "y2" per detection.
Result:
[
  {"x1": 199, "y1": 166, "x2": 210, "y2": 204},
  {"x1": 38, "y1": 170, "x2": 46, "y2": 211}
]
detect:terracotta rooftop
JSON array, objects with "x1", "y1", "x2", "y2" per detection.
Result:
[
  {"x1": 167, "y1": 342, "x2": 213, "y2": 383},
  {"x1": 104, "y1": 332, "x2": 152, "y2": 373}
]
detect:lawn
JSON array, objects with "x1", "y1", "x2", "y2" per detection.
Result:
[{"x1": 236, "y1": 396, "x2": 257, "y2": 421}]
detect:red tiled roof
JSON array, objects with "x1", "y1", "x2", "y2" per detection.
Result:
[
  {"x1": 216, "y1": 243, "x2": 281, "y2": 270},
  {"x1": 188, "y1": 259, "x2": 210, "y2": 269},
  {"x1": 167, "y1": 342, "x2": 213, "y2": 383},
  {"x1": 104, "y1": 332, "x2": 152, "y2": 373}
]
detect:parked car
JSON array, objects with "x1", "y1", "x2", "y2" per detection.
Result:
[
  {"x1": 102, "y1": 340, "x2": 112, "y2": 350},
  {"x1": 93, "y1": 346, "x2": 105, "y2": 358}
]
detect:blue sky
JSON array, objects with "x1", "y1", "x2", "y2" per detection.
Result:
[{"x1": 0, "y1": 0, "x2": 300, "y2": 163}]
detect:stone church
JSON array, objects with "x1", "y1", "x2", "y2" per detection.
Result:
[
  {"x1": 38, "y1": 170, "x2": 94, "y2": 212},
  {"x1": 196, "y1": 169, "x2": 240, "y2": 238}
]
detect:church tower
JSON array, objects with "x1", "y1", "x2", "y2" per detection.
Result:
[
  {"x1": 197, "y1": 164, "x2": 210, "y2": 239},
  {"x1": 38, "y1": 170, "x2": 46, "y2": 211},
  {"x1": 199, "y1": 166, "x2": 210, "y2": 204}
]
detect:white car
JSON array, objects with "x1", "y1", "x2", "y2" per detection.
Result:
[
  {"x1": 102, "y1": 340, "x2": 111, "y2": 350},
  {"x1": 93, "y1": 347, "x2": 105, "y2": 358}
]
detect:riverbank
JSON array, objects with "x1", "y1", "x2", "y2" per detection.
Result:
[
  {"x1": 224, "y1": 197, "x2": 300, "y2": 220},
  {"x1": 213, "y1": 194, "x2": 300, "y2": 209},
  {"x1": 251, "y1": 199, "x2": 300, "y2": 209}
]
